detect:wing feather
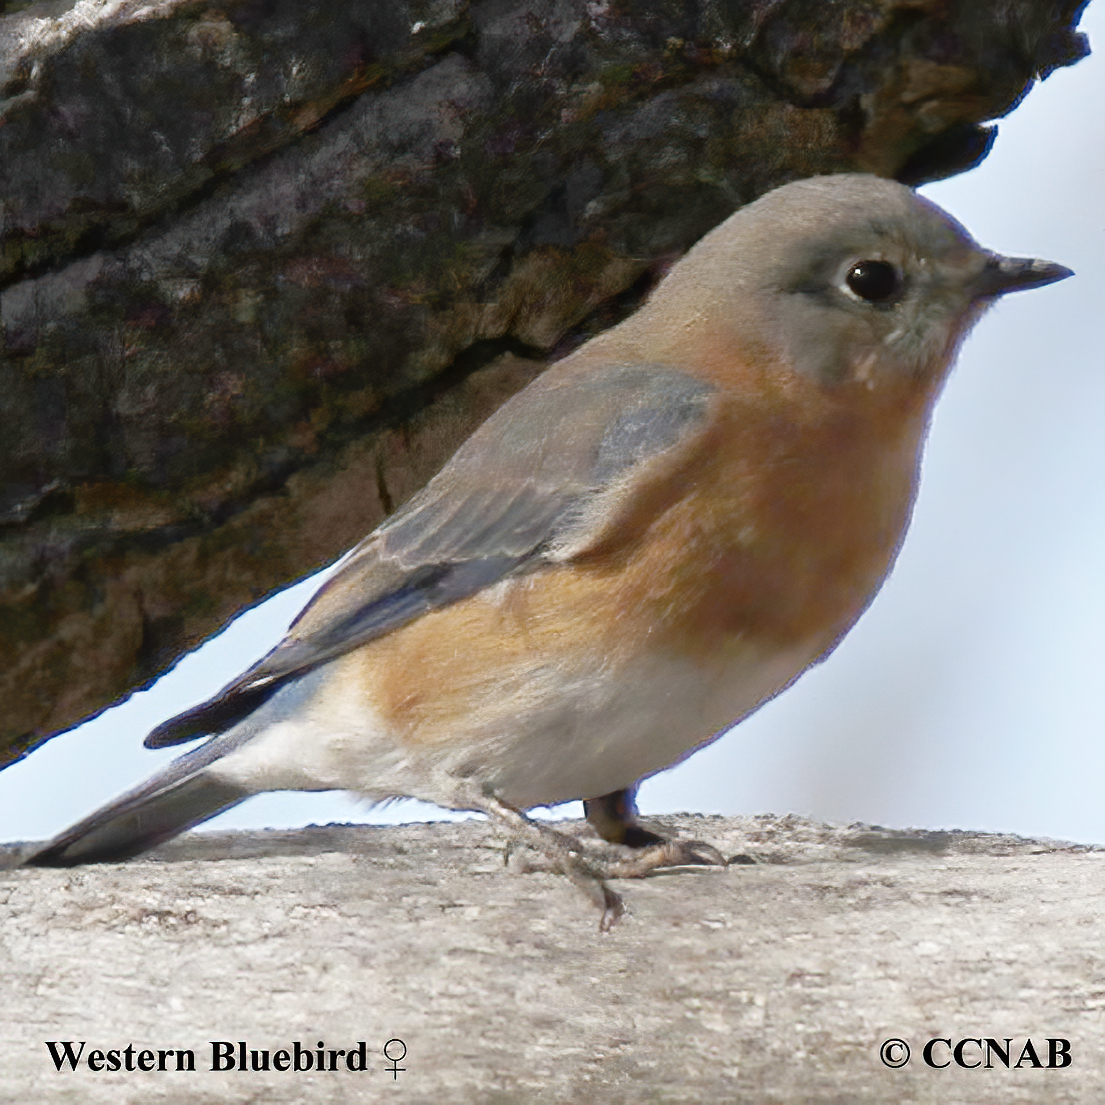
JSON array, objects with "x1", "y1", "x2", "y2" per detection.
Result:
[{"x1": 146, "y1": 362, "x2": 714, "y2": 747}]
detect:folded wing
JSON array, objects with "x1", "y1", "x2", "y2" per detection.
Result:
[{"x1": 146, "y1": 362, "x2": 715, "y2": 747}]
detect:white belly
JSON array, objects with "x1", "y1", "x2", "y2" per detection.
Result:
[
  {"x1": 472, "y1": 640, "x2": 821, "y2": 807},
  {"x1": 210, "y1": 638, "x2": 821, "y2": 812}
]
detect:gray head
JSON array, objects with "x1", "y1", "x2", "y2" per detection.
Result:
[{"x1": 634, "y1": 174, "x2": 1071, "y2": 390}]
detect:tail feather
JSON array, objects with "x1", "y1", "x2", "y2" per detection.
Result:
[
  {"x1": 24, "y1": 739, "x2": 252, "y2": 866},
  {"x1": 144, "y1": 682, "x2": 280, "y2": 748},
  {"x1": 25, "y1": 775, "x2": 249, "y2": 866}
]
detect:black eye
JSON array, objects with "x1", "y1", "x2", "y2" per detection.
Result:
[{"x1": 845, "y1": 260, "x2": 901, "y2": 303}]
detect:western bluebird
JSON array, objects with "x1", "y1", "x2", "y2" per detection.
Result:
[{"x1": 25, "y1": 174, "x2": 1071, "y2": 928}]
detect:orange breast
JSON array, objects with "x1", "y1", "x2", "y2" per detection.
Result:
[
  {"x1": 351, "y1": 361, "x2": 935, "y2": 748},
  {"x1": 582, "y1": 352, "x2": 937, "y2": 659}
]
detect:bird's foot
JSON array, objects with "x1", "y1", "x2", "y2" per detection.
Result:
[
  {"x1": 582, "y1": 786, "x2": 728, "y2": 874},
  {"x1": 479, "y1": 789, "x2": 727, "y2": 930},
  {"x1": 596, "y1": 837, "x2": 729, "y2": 877},
  {"x1": 480, "y1": 799, "x2": 626, "y2": 929},
  {"x1": 511, "y1": 834, "x2": 727, "y2": 930}
]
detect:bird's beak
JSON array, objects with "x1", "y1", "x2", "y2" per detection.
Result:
[{"x1": 970, "y1": 254, "x2": 1074, "y2": 299}]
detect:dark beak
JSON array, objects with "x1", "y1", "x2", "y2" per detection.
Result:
[{"x1": 971, "y1": 255, "x2": 1074, "y2": 299}]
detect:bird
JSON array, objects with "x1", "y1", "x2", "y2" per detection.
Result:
[{"x1": 24, "y1": 174, "x2": 1071, "y2": 928}]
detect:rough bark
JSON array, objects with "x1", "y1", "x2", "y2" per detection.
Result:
[
  {"x1": 3, "y1": 815, "x2": 1103, "y2": 1102},
  {"x1": 0, "y1": 0, "x2": 1089, "y2": 761}
]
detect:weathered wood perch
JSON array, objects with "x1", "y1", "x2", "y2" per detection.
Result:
[
  {"x1": 3, "y1": 815, "x2": 1105, "y2": 1101},
  {"x1": 0, "y1": 0, "x2": 1088, "y2": 762}
]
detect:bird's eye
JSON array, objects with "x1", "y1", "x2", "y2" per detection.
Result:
[{"x1": 844, "y1": 260, "x2": 901, "y2": 303}]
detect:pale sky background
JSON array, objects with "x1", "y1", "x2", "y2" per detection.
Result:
[{"x1": 1, "y1": 5, "x2": 1102, "y2": 847}]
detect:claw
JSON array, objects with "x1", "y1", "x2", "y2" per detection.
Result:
[
  {"x1": 468, "y1": 788, "x2": 730, "y2": 926},
  {"x1": 660, "y1": 839, "x2": 729, "y2": 868},
  {"x1": 599, "y1": 885, "x2": 625, "y2": 932}
]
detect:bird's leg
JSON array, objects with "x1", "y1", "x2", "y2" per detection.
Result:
[
  {"x1": 584, "y1": 786, "x2": 729, "y2": 872},
  {"x1": 472, "y1": 790, "x2": 626, "y2": 931},
  {"x1": 583, "y1": 787, "x2": 665, "y2": 847},
  {"x1": 463, "y1": 785, "x2": 727, "y2": 931}
]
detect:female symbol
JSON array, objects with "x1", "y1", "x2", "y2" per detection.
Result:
[{"x1": 383, "y1": 1038, "x2": 407, "y2": 1079}]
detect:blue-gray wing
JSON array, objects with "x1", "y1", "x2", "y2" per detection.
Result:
[{"x1": 146, "y1": 362, "x2": 714, "y2": 746}]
